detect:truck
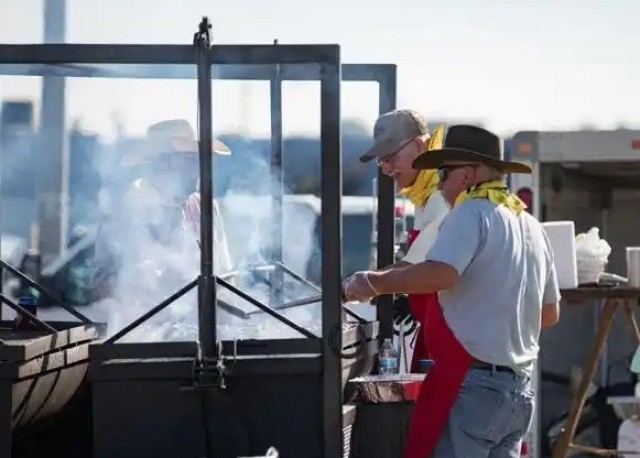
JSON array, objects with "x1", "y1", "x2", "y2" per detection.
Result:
[{"x1": 509, "y1": 129, "x2": 640, "y2": 457}]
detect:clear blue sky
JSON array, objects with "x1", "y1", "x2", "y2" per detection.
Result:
[{"x1": 1, "y1": 0, "x2": 639, "y2": 140}]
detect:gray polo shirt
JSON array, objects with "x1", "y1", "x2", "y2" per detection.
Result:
[{"x1": 426, "y1": 198, "x2": 561, "y2": 375}]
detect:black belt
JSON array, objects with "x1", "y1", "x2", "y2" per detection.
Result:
[{"x1": 469, "y1": 361, "x2": 515, "y2": 374}]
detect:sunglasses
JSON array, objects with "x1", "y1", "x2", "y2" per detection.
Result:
[{"x1": 437, "y1": 164, "x2": 478, "y2": 181}]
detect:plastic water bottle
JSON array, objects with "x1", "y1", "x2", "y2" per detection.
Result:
[
  {"x1": 14, "y1": 295, "x2": 38, "y2": 331},
  {"x1": 378, "y1": 338, "x2": 399, "y2": 375}
]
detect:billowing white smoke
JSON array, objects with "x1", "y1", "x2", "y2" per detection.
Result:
[{"x1": 88, "y1": 141, "x2": 323, "y2": 343}]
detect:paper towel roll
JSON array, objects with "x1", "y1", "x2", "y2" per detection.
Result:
[{"x1": 542, "y1": 221, "x2": 578, "y2": 289}]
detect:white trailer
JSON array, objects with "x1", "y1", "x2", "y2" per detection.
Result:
[{"x1": 509, "y1": 129, "x2": 640, "y2": 457}]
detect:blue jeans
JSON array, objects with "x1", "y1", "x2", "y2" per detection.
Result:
[{"x1": 432, "y1": 367, "x2": 535, "y2": 458}]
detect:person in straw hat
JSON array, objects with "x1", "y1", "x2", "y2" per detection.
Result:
[
  {"x1": 345, "y1": 125, "x2": 561, "y2": 458},
  {"x1": 93, "y1": 119, "x2": 233, "y2": 299}
]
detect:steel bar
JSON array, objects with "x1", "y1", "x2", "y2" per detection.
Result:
[
  {"x1": 104, "y1": 279, "x2": 198, "y2": 344},
  {"x1": 342, "y1": 305, "x2": 367, "y2": 324},
  {"x1": 0, "y1": 293, "x2": 57, "y2": 333},
  {"x1": 273, "y1": 262, "x2": 367, "y2": 322},
  {"x1": 245, "y1": 290, "x2": 367, "y2": 324},
  {"x1": 217, "y1": 264, "x2": 275, "y2": 280},
  {"x1": 0, "y1": 62, "x2": 395, "y2": 82},
  {"x1": 215, "y1": 276, "x2": 316, "y2": 339},
  {"x1": 37, "y1": 0, "x2": 67, "y2": 260},
  {"x1": 195, "y1": 18, "x2": 217, "y2": 360},
  {"x1": 247, "y1": 293, "x2": 322, "y2": 315},
  {"x1": 276, "y1": 261, "x2": 321, "y2": 291},
  {"x1": 275, "y1": 262, "x2": 365, "y2": 322},
  {"x1": 269, "y1": 40, "x2": 285, "y2": 308},
  {"x1": 0, "y1": 44, "x2": 338, "y2": 66},
  {"x1": 217, "y1": 298, "x2": 250, "y2": 320},
  {"x1": 0, "y1": 260, "x2": 92, "y2": 324},
  {"x1": 374, "y1": 66, "x2": 397, "y2": 339},
  {"x1": 319, "y1": 55, "x2": 343, "y2": 458}
]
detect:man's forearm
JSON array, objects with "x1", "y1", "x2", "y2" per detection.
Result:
[
  {"x1": 368, "y1": 261, "x2": 458, "y2": 295},
  {"x1": 541, "y1": 303, "x2": 560, "y2": 329},
  {"x1": 385, "y1": 260, "x2": 411, "y2": 271}
]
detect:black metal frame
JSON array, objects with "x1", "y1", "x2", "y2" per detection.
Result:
[
  {"x1": 0, "y1": 26, "x2": 397, "y2": 456},
  {"x1": 0, "y1": 58, "x2": 398, "y2": 328},
  {"x1": 0, "y1": 63, "x2": 397, "y2": 315}
]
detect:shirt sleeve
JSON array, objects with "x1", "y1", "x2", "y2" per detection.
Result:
[
  {"x1": 181, "y1": 194, "x2": 234, "y2": 275},
  {"x1": 542, "y1": 232, "x2": 562, "y2": 304},
  {"x1": 425, "y1": 202, "x2": 483, "y2": 276},
  {"x1": 212, "y1": 199, "x2": 234, "y2": 275}
]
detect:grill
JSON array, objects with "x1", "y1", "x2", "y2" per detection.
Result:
[
  {"x1": 0, "y1": 16, "x2": 398, "y2": 458},
  {"x1": 0, "y1": 262, "x2": 103, "y2": 457}
]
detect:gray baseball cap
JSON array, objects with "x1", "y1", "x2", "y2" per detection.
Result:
[{"x1": 359, "y1": 109, "x2": 429, "y2": 163}]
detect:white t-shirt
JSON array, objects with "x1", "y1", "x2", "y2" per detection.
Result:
[{"x1": 403, "y1": 190, "x2": 451, "y2": 264}]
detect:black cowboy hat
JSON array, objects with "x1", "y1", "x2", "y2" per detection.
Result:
[{"x1": 412, "y1": 125, "x2": 532, "y2": 174}]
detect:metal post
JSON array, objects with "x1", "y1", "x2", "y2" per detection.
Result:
[
  {"x1": 375, "y1": 69, "x2": 397, "y2": 340},
  {"x1": 269, "y1": 39, "x2": 284, "y2": 307},
  {"x1": 320, "y1": 54, "x2": 343, "y2": 458},
  {"x1": 194, "y1": 18, "x2": 217, "y2": 360},
  {"x1": 38, "y1": 0, "x2": 67, "y2": 261},
  {"x1": 0, "y1": 84, "x2": 3, "y2": 317}
]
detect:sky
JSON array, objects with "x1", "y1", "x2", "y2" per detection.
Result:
[{"x1": 1, "y1": 0, "x2": 639, "y2": 140}]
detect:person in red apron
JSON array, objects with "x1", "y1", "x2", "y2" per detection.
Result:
[
  {"x1": 358, "y1": 110, "x2": 464, "y2": 372},
  {"x1": 346, "y1": 125, "x2": 561, "y2": 457}
]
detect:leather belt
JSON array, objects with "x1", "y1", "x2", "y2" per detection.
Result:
[{"x1": 469, "y1": 360, "x2": 515, "y2": 374}]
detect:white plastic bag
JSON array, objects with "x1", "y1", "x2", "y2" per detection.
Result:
[
  {"x1": 575, "y1": 227, "x2": 612, "y2": 262},
  {"x1": 575, "y1": 227, "x2": 611, "y2": 284}
]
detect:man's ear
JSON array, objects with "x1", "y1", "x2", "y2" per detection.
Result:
[
  {"x1": 463, "y1": 165, "x2": 477, "y2": 186},
  {"x1": 414, "y1": 136, "x2": 427, "y2": 153}
]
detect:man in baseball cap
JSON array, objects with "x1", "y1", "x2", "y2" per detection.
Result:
[
  {"x1": 360, "y1": 109, "x2": 432, "y2": 188},
  {"x1": 349, "y1": 110, "x2": 472, "y2": 458},
  {"x1": 359, "y1": 109, "x2": 462, "y2": 267},
  {"x1": 356, "y1": 110, "x2": 460, "y2": 363}
]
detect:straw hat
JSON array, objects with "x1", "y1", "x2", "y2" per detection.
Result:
[{"x1": 120, "y1": 119, "x2": 231, "y2": 167}]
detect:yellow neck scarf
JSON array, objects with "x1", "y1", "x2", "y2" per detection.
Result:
[
  {"x1": 400, "y1": 125, "x2": 444, "y2": 207},
  {"x1": 458, "y1": 180, "x2": 527, "y2": 215}
]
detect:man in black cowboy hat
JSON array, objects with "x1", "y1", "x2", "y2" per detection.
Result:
[{"x1": 344, "y1": 125, "x2": 561, "y2": 457}]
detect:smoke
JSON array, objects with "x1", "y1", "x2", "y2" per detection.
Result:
[{"x1": 84, "y1": 136, "x2": 323, "y2": 343}]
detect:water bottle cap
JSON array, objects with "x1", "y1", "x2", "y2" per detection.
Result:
[{"x1": 18, "y1": 296, "x2": 37, "y2": 306}]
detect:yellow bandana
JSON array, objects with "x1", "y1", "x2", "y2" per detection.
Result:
[
  {"x1": 399, "y1": 125, "x2": 444, "y2": 207},
  {"x1": 458, "y1": 180, "x2": 527, "y2": 215}
]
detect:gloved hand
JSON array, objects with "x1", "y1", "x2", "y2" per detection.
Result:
[{"x1": 343, "y1": 271, "x2": 379, "y2": 303}]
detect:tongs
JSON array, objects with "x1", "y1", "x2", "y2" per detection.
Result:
[{"x1": 246, "y1": 289, "x2": 367, "y2": 324}]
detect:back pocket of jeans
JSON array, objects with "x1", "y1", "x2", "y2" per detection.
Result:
[{"x1": 453, "y1": 380, "x2": 512, "y2": 444}]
